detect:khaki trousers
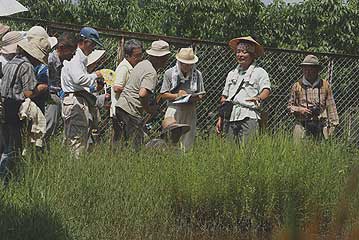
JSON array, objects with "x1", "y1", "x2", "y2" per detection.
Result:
[{"x1": 62, "y1": 94, "x2": 93, "y2": 157}]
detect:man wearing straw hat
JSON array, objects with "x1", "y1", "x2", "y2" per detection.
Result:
[
  {"x1": 61, "y1": 27, "x2": 104, "y2": 156},
  {"x1": 115, "y1": 40, "x2": 170, "y2": 149},
  {"x1": 160, "y1": 47, "x2": 205, "y2": 150},
  {"x1": 111, "y1": 39, "x2": 143, "y2": 145},
  {"x1": 0, "y1": 37, "x2": 50, "y2": 185},
  {"x1": 288, "y1": 54, "x2": 339, "y2": 141},
  {"x1": 216, "y1": 36, "x2": 271, "y2": 143}
]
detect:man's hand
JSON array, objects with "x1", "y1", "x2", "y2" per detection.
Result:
[
  {"x1": 95, "y1": 70, "x2": 103, "y2": 78},
  {"x1": 246, "y1": 96, "x2": 262, "y2": 107},
  {"x1": 178, "y1": 90, "x2": 188, "y2": 97},
  {"x1": 215, "y1": 117, "x2": 223, "y2": 134},
  {"x1": 297, "y1": 107, "x2": 312, "y2": 116}
]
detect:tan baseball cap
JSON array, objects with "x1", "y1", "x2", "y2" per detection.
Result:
[
  {"x1": 146, "y1": 40, "x2": 171, "y2": 57},
  {"x1": 86, "y1": 49, "x2": 106, "y2": 67}
]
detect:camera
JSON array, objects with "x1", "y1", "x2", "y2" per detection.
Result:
[{"x1": 309, "y1": 105, "x2": 321, "y2": 117}]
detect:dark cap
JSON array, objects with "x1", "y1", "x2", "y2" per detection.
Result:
[{"x1": 80, "y1": 27, "x2": 103, "y2": 48}]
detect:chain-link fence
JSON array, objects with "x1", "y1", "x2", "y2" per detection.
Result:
[{"x1": 1, "y1": 16, "x2": 359, "y2": 145}]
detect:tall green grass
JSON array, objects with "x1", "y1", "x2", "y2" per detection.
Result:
[{"x1": 0, "y1": 133, "x2": 358, "y2": 239}]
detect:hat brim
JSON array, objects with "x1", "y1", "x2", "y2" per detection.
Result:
[
  {"x1": 146, "y1": 49, "x2": 171, "y2": 57},
  {"x1": 86, "y1": 50, "x2": 106, "y2": 66},
  {"x1": 1, "y1": 43, "x2": 18, "y2": 54},
  {"x1": 90, "y1": 37, "x2": 104, "y2": 48},
  {"x1": 18, "y1": 41, "x2": 48, "y2": 64},
  {"x1": 228, "y1": 37, "x2": 264, "y2": 58},
  {"x1": 160, "y1": 124, "x2": 190, "y2": 138},
  {"x1": 300, "y1": 63, "x2": 323, "y2": 68},
  {"x1": 176, "y1": 54, "x2": 198, "y2": 64}
]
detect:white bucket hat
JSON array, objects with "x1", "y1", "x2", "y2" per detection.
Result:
[
  {"x1": 176, "y1": 48, "x2": 198, "y2": 64},
  {"x1": 27, "y1": 26, "x2": 58, "y2": 48},
  {"x1": 0, "y1": 31, "x2": 24, "y2": 54},
  {"x1": 86, "y1": 49, "x2": 106, "y2": 67},
  {"x1": 18, "y1": 37, "x2": 51, "y2": 64},
  {"x1": 146, "y1": 40, "x2": 171, "y2": 57}
]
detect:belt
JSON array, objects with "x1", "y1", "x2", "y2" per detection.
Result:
[{"x1": 64, "y1": 92, "x2": 79, "y2": 97}]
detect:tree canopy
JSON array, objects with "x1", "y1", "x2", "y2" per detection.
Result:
[{"x1": 18, "y1": 0, "x2": 359, "y2": 54}]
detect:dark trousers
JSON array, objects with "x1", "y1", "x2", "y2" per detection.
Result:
[
  {"x1": 0, "y1": 122, "x2": 22, "y2": 186},
  {"x1": 115, "y1": 107, "x2": 144, "y2": 151}
]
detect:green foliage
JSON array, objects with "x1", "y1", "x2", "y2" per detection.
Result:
[
  {"x1": 15, "y1": 0, "x2": 359, "y2": 54},
  {"x1": 1, "y1": 134, "x2": 358, "y2": 239}
]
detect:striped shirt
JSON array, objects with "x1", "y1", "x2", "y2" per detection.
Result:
[
  {"x1": 0, "y1": 55, "x2": 37, "y2": 101},
  {"x1": 288, "y1": 78, "x2": 339, "y2": 127}
]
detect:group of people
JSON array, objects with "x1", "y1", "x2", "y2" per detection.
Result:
[{"x1": 0, "y1": 22, "x2": 339, "y2": 184}]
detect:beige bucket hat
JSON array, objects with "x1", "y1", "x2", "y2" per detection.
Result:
[
  {"x1": 0, "y1": 31, "x2": 24, "y2": 54},
  {"x1": 0, "y1": 23, "x2": 10, "y2": 36},
  {"x1": 18, "y1": 37, "x2": 51, "y2": 64},
  {"x1": 86, "y1": 49, "x2": 105, "y2": 67},
  {"x1": 146, "y1": 40, "x2": 171, "y2": 57},
  {"x1": 27, "y1": 26, "x2": 58, "y2": 48},
  {"x1": 300, "y1": 54, "x2": 322, "y2": 68},
  {"x1": 176, "y1": 47, "x2": 198, "y2": 64},
  {"x1": 228, "y1": 36, "x2": 264, "y2": 58}
]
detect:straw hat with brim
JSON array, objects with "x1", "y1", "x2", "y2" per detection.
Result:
[
  {"x1": 146, "y1": 40, "x2": 171, "y2": 57},
  {"x1": 300, "y1": 54, "x2": 322, "y2": 68},
  {"x1": 160, "y1": 117, "x2": 190, "y2": 140},
  {"x1": 176, "y1": 47, "x2": 198, "y2": 64},
  {"x1": 160, "y1": 122, "x2": 190, "y2": 139},
  {"x1": 27, "y1": 26, "x2": 58, "y2": 49},
  {"x1": 0, "y1": 31, "x2": 24, "y2": 54},
  {"x1": 0, "y1": 23, "x2": 10, "y2": 35},
  {"x1": 228, "y1": 36, "x2": 264, "y2": 58},
  {"x1": 86, "y1": 49, "x2": 106, "y2": 67},
  {"x1": 18, "y1": 38, "x2": 50, "y2": 64}
]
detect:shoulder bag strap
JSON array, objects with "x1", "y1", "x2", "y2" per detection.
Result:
[
  {"x1": 6, "y1": 60, "x2": 26, "y2": 96},
  {"x1": 229, "y1": 79, "x2": 245, "y2": 101}
]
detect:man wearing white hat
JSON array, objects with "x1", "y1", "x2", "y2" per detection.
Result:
[
  {"x1": 115, "y1": 40, "x2": 170, "y2": 149},
  {"x1": 160, "y1": 47, "x2": 205, "y2": 150},
  {"x1": 0, "y1": 37, "x2": 50, "y2": 185},
  {"x1": 216, "y1": 36, "x2": 271, "y2": 143}
]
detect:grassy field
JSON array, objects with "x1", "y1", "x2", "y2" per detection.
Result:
[{"x1": 0, "y1": 134, "x2": 358, "y2": 240}]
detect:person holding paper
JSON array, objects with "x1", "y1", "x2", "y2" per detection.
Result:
[{"x1": 160, "y1": 47, "x2": 205, "y2": 151}]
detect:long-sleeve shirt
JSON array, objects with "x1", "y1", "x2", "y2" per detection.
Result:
[
  {"x1": 61, "y1": 48, "x2": 97, "y2": 93},
  {"x1": 288, "y1": 78, "x2": 339, "y2": 127}
]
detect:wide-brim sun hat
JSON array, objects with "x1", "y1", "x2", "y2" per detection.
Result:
[
  {"x1": 0, "y1": 31, "x2": 24, "y2": 54},
  {"x1": 300, "y1": 54, "x2": 323, "y2": 68},
  {"x1": 176, "y1": 47, "x2": 198, "y2": 64},
  {"x1": 160, "y1": 117, "x2": 190, "y2": 139},
  {"x1": 228, "y1": 36, "x2": 264, "y2": 58},
  {"x1": 27, "y1": 25, "x2": 58, "y2": 49},
  {"x1": 18, "y1": 37, "x2": 50, "y2": 64},
  {"x1": 86, "y1": 49, "x2": 106, "y2": 66},
  {"x1": 146, "y1": 40, "x2": 171, "y2": 57}
]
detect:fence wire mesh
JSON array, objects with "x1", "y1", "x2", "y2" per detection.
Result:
[{"x1": 1, "y1": 17, "x2": 359, "y2": 145}]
